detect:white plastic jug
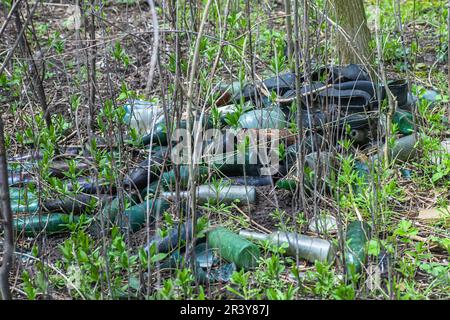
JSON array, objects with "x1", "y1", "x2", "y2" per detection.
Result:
[{"x1": 123, "y1": 99, "x2": 164, "y2": 136}]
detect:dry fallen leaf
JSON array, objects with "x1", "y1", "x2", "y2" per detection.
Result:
[{"x1": 417, "y1": 206, "x2": 450, "y2": 221}]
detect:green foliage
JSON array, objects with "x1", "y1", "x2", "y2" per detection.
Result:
[
  {"x1": 112, "y1": 41, "x2": 130, "y2": 67},
  {"x1": 224, "y1": 103, "x2": 243, "y2": 129},
  {"x1": 227, "y1": 269, "x2": 261, "y2": 300},
  {"x1": 301, "y1": 261, "x2": 356, "y2": 300}
]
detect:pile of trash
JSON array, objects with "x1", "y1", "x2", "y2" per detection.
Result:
[{"x1": 5, "y1": 64, "x2": 445, "y2": 284}]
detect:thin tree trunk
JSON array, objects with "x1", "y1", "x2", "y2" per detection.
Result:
[
  {"x1": 447, "y1": 0, "x2": 450, "y2": 121},
  {"x1": 185, "y1": 0, "x2": 212, "y2": 271},
  {"x1": 87, "y1": 0, "x2": 97, "y2": 133},
  {"x1": 284, "y1": 0, "x2": 293, "y2": 66},
  {"x1": 14, "y1": 4, "x2": 52, "y2": 129},
  {"x1": 0, "y1": 116, "x2": 14, "y2": 300},
  {"x1": 332, "y1": 0, "x2": 371, "y2": 64}
]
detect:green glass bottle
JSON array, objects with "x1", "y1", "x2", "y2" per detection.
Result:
[
  {"x1": 124, "y1": 146, "x2": 168, "y2": 191},
  {"x1": 345, "y1": 221, "x2": 371, "y2": 276},
  {"x1": 276, "y1": 179, "x2": 298, "y2": 191},
  {"x1": 161, "y1": 165, "x2": 209, "y2": 190},
  {"x1": 372, "y1": 134, "x2": 418, "y2": 163},
  {"x1": 209, "y1": 139, "x2": 261, "y2": 176},
  {"x1": 42, "y1": 194, "x2": 112, "y2": 214},
  {"x1": 121, "y1": 198, "x2": 170, "y2": 232},
  {"x1": 88, "y1": 194, "x2": 140, "y2": 235},
  {"x1": 207, "y1": 227, "x2": 260, "y2": 270},
  {"x1": 9, "y1": 187, "x2": 38, "y2": 213},
  {"x1": 9, "y1": 187, "x2": 35, "y2": 201},
  {"x1": 393, "y1": 110, "x2": 414, "y2": 135},
  {"x1": 277, "y1": 152, "x2": 336, "y2": 194},
  {"x1": 142, "y1": 116, "x2": 214, "y2": 146},
  {"x1": 140, "y1": 181, "x2": 160, "y2": 199},
  {"x1": 216, "y1": 81, "x2": 249, "y2": 106},
  {"x1": 10, "y1": 198, "x2": 38, "y2": 213},
  {"x1": 14, "y1": 213, "x2": 80, "y2": 237},
  {"x1": 141, "y1": 121, "x2": 167, "y2": 146}
]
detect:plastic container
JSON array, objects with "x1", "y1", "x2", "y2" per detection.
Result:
[
  {"x1": 161, "y1": 185, "x2": 256, "y2": 205},
  {"x1": 309, "y1": 215, "x2": 338, "y2": 235},
  {"x1": 207, "y1": 227, "x2": 260, "y2": 270},
  {"x1": 123, "y1": 99, "x2": 165, "y2": 136},
  {"x1": 239, "y1": 230, "x2": 336, "y2": 263},
  {"x1": 238, "y1": 108, "x2": 287, "y2": 129},
  {"x1": 422, "y1": 89, "x2": 438, "y2": 108},
  {"x1": 430, "y1": 139, "x2": 450, "y2": 165}
]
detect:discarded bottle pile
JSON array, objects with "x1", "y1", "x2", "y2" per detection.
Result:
[{"x1": 5, "y1": 64, "x2": 443, "y2": 284}]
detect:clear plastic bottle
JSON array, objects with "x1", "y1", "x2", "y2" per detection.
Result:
[
  {"x1": 123, "y1": 99, "x2": 164, "y2": 136},
  {"x1": 239, "y1": 230, "x2": 336, "y2": 264}
]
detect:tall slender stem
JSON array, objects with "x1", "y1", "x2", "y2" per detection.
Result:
[{"x1": 0, "y1": 116, "x2": 14, "y2": 300}]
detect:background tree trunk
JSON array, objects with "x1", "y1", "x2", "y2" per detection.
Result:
[{"x1": 332, "y1": 0, "x2": 371, "y2": 64}]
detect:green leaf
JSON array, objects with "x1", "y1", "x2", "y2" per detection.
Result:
[
  {"x1": 394, "y1": 220, "x2": 418, "y2": 237},
  {"x1": 150, "y1": 253, "x2": 168, "y2": 263},
  {"x1": 367, "y1": 240, "x2": 381, "y2": 256},
  {"x1": 118, "y1": 91, "x2": 128, "y2": 100},
  {"x1": 138, "y1": 248, "x2": 148, "y2": 265},
  {"x1": 129, "y1": 277, "x2": 140, "y2": 290},
  {"x1": 432, "y1": 171, "x2": 445, "y2": 182},
  {"x1": 78, "y1": 249, "x2": 89, "y2": 263}
]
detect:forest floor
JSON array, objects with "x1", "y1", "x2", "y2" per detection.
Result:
[{"x1": 0, "y1": 0, "x2": 449, "y2": 300}]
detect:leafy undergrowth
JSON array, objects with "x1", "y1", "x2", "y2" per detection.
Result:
[{"x1": 0, "y1": 0, "x2": 449, "y2": 300}]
